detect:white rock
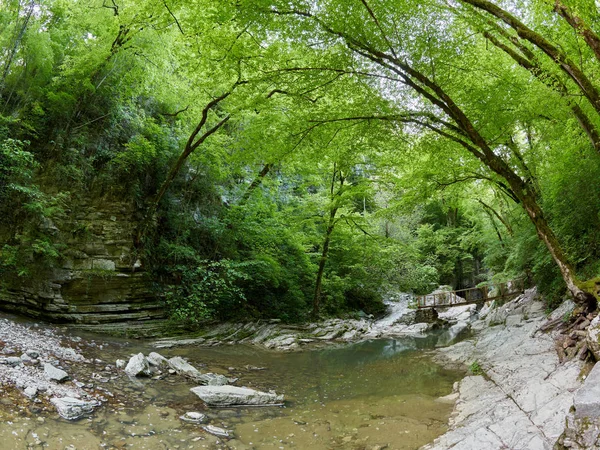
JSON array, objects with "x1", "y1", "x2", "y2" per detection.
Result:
[
  {"x1": 124, "y1": 353, "x2": 151, "y2": 377},
  {"x1": 24, "y1": 386, "x2": 37, "y2": 398},
  {"x1": 115, "y1": 359, "x2": 126, "y2": 369},
  {"x1": 51, "y1": 397, "x2": 97, "y2": 420},
  {"x1": 190, "y1": 385, "x2": 284, "y2": 406},
  {"x1": 147, "y1": 352, "x2": 169, "y2": 367},
  {"x1": 168, "y1": 356, "x2": 230, "y2": 385},
  {"x1": 180, "y1": 411, "x2": 208, "y2": 424},
  {"x1": 202, "y1": 425, "x2": 231, "y2": 438},
  {"x1": 44, "y1": 363, "x2": 69, "y2": 382}
]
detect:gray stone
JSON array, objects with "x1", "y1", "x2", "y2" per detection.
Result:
[
  {"x1": 24, "y1": 386, "x2": 37, "y2": 398},
  {"x1": 168, "y1": 356, "x2": 203, "y2": 379},
  {"x1": 180, "y1": 411, "x2": 208, "y2": 424},
  {"x1": 115, "y1": 359, "x2": 126, "y2": 369},
  {"x1": 574, "y1": 362, "x2": 600, "y2": 419},
  {"x1": 44, "y1": 363, "x2": 69, "y2": 382},
  {"x1": 549, "y1": 298, "x2": 575, "y2": 321},
  {"x1": 505, "y1": 314, "x2": 523, "y2": 327},
  {"x1": 202, "y1": 425, "x2": 231, "y2": 438},
  {"x1": 147, "y1": 352, "x2": 169, "y2": 367},
  {"x1": 51, "y1": 397, "x2": 97, "y2": 420},
  {"x1": 190, "y1": 385, "x2": 284, "y2": 406},
  {"x1": 436, "y1": 321, "x2": 470, "y2": 347},
  {"x1": 25, "y1": 349, "x2": 40, "y2": 359},
  {"x1": 124, "y1": 353, "x2": 151, "y2": 377},
  {"x1": 91, "y1": 259, "x2": 115, "y2": 271},
  {"x1": 587, "y1": 316, "x2": 600, "y2": 361},
  {"x1": 4, "y1": 356, "x2": 22, "y2": 365}
]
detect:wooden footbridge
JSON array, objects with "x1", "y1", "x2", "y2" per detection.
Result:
[{"x1": 415, "y1": 279, "x2": 525, "y2": 309}]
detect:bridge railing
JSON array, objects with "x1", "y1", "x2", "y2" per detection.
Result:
[{"x1": 415, "y1": 279, "x2": 525, "y2": 309}]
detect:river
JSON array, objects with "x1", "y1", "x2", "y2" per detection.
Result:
[{"x1": 0, "y1": 319, "x2": 463, "y2": 450}]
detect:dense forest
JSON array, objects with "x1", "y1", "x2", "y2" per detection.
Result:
[{"x1": 1, "y1": 0, "x2": 600, "y2": 325}]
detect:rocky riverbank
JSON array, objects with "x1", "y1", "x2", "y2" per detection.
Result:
[
  {"x1": 152, "y1": 293, "x2": 459, "y2": 352},
  {"x1": 421, "y1": 288, "x2": 599, "y2": 450}
]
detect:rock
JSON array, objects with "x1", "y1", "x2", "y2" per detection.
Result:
[
  {"x1": 180, "y1": 411, "x2": 208, "y2": 424},
  {"x1": 51, "y1": 397, "x2": 97, "y2": 420},
  {"x1": 436, "y1": 321, "x2": 470, "y2": 347},
  {"x1": 198, "y1": 373, "x2": 232, "y2": 386},
  {"x1": 4, "y1": 356, "x2": 22, "y2": 365},
  {"x1": 428, "y1": 291, "x2": 582, "y2": 449},
  {"x1": 505, "y1": 314, "x2": 523, "y2": 327},
  {"x1": 124, "y1": 353, "x2": 151, "y2": 377},
  {"x1": 115, "y1": 359, "x2": 126, "y2": 369},
  {"x1": 586, "y1": 316, "x2": 600, "y2": 360},
  {"x1": 44, "y1": 363, "x2": 69, "y2": 382},
  {"x1": 574, "y1": 362, "x2": 600, "y2": 419},
  {"x1": 25, "y1": 349, "x2": 40, "y2": 359},
  {"x1": 168, "y1": 356, "x2": 230, "y2": 385},
  {"x1": 190, "y1": 385, "x2": 284, "y2": 406},
  {"x1": 437, "y1": 304, "x2": 476, "y2": 323},
  {"x1": 168, "y1": 356, "x2": 203, "y2": 379},
  {"x1": 549, "y1": 298, "x2": 576, "y2": 321},
  {"x1": 147, "y1": 352, "x2": 169, "y2": 367},
  {"x1": 24, "y1": 386, "x2": 38, "y2": 398},
  {"x1": 202, "y1": 425, "x2": 231, "y2": 438},
  {"x1": 436, "y1": 392, "x2": 459, "y2": 404},
  {"x1": 478, "y1": 301, "x2": 495, "y2": 320}
]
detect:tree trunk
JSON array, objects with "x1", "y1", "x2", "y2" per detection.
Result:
[
  {"x1": 239, "y1": 163, "x2": 272, "y2": 204},
  {"x1": 312, "y1": 164, "x2": 343, "y2": 317},
  {"x1": 136, "y1": 92, "x2": 232, "y2": 246},
  {"x1": 312, "y1": 211, "x2": 337, "y2": 317},
  {"x1": 553, "y1": 0, "x2": 600, "y2": 65}
]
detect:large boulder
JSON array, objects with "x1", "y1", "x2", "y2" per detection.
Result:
[
  {"x1": 190, "y1": 385, "x2": 284, "y2": 406},
  {"x1": 124, "y1": 353, "x2": 151, "y2": 377},
  {"x1": 51, "y1": 397, "x2": 97, "y2": 420}
]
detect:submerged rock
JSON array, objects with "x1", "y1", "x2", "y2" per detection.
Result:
[
  {"x1": 124, "y1": 353, "x2": 151, "y2": 377},
  {"x1": 190, "y1": 385, "x2": 284, "y2": 406},
  {"x1": 51, "y1": 397, "x2": 97, "y2": 420},
  {"x1": 180, "y1": 411, "x2": 208, "y2": 424},
  {"x1": 44, "y1": 363, "x2": 69, "y2": 382},
  {"x1": 202, "y1": 425, "x2": 231, "y2": 438}
]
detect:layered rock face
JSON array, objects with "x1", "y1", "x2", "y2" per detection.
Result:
[{"x1": 0, "y1": 197, "x2": 163, "y2": 329}]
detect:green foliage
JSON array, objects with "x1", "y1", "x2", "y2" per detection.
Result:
[
  {"x1": 165, "y1": 260, "x2": 250, "y2": 324},
  {"x1": 469, "y1": 361, "x2": 484, "y2": 376}
]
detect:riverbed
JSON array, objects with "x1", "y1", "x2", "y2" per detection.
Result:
[{"x1": 0, "y1": 316, "x2": 462, "y2": 449}]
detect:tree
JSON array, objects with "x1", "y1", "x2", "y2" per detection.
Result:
[{"x1": 239, "y1": 0, "x2": 598, "y2": 307}]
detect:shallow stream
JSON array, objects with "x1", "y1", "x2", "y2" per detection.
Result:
[{"x1": 0, "y1": 324, "x2": 463, "y2": 450}]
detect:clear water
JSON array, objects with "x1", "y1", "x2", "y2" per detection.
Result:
[{"x1": 0, "y1": 330, "x2": 463, "y2": 449}]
